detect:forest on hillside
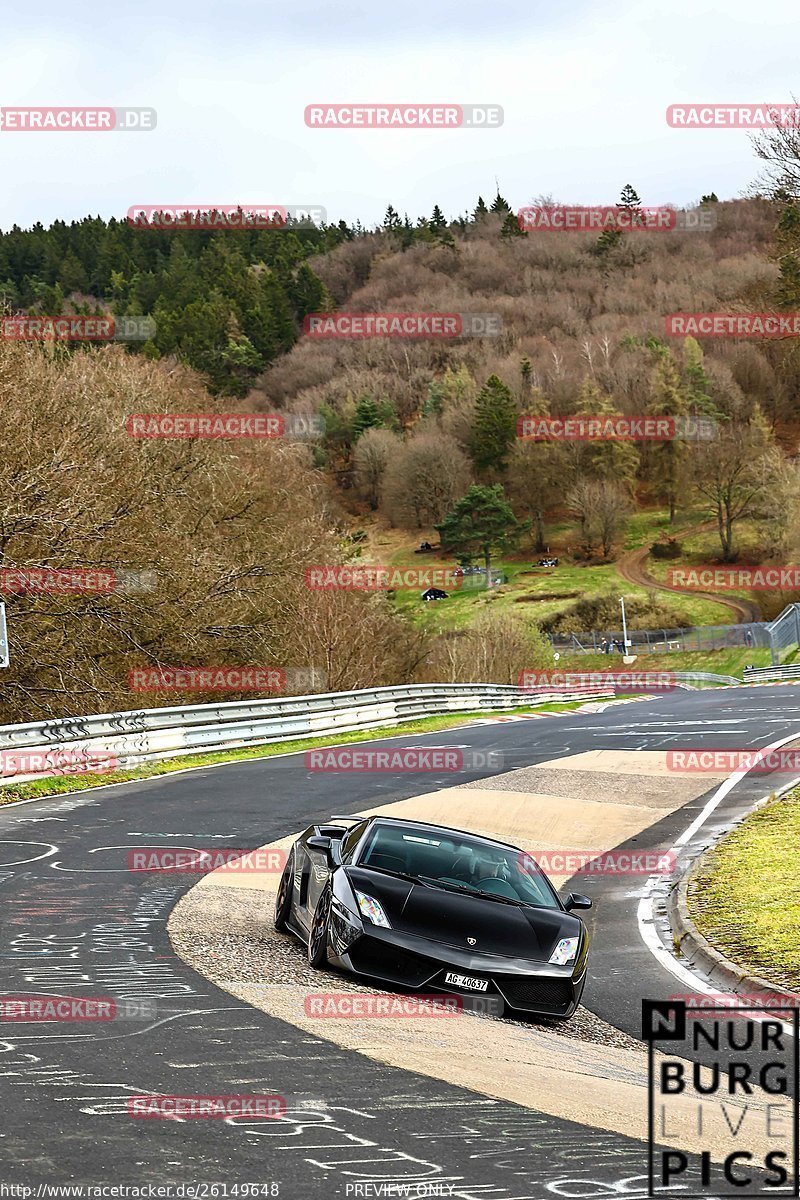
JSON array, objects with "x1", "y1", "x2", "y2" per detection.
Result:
[{"x1": 3, "y1": 159, "x2": 800, "y2": 719}]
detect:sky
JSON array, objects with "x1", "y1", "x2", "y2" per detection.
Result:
[{"x1": 0, "y1": 0, "x2": 797, "y2": 231}]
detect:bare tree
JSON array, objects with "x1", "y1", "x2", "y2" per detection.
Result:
[
  {"x1": 751, "y1": 102, "x2": 800, "y2": 199},
  {"x1": 0, "y1": 341, "x2": 424, "y2": 720},
  {"x1": 568, "y1": 479, "x2": 631, "y2": 560},
  {"x1": 507, "y1": 439, "x2": 568, "y2": 552},
  {"x1": 381, "y1": 433, "x2": 472, "y2": 529},
  {"x1": 424, "y1": 611, "x2": 550, "y2": 685},
  {"x1": 690, "y1": 413, "x2": 778, "y2": 560},
  {"x1": 352, "y1": 428, "x2": 400, "y2": 510}
]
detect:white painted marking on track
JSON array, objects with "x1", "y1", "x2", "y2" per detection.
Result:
[{"x1": 636, "y1": 725, "x2": 800, "y2": 1029}]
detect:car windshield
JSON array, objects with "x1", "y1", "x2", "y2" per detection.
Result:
[{"x1": 356, "y1": 824, "x2": 560, "y2": 909}]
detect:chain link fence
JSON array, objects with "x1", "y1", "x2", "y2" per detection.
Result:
[{"x1": 548, "y1": 603, "x2": 800, "y2": 663}]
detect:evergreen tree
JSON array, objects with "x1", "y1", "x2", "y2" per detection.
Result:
[
  {"x1": 470, "y1": 374, "x2": 518, "y2": 472},
  {"x1": 473, "y1": 196, "x2": 489, "y2": 220},
  {"x1": 519, "y1": 356, "x2": 533, "y2": 401},
  {"x1": 491, "y1": 192, "x2": 511, "y2": 213},
  {"x1": 647, "y1": 356, "x2": 689, "y2": 522},
  {"x1": 430, "y1": 205, "x2": 447, "y2": 229},
  {"x1": 501, "y1": 211, "x2": 526, "y2": 239},
  {"x1": 592, "y1": 228, "x2": 623, "y2": 256},
  {"x1": 619, "y1": 183, "x2": 642, "y2": 210},
  {"x1": 436, "y1": 484, "x2": 526, "y2": 583},
  {"x1": 681, "y1": 336, "x2": 718, "y2": 417},
  {"x1": 573, "y1": 379, "x2": 639, "y2": 491},
  {"x1": 383, "y1": 205, "x2": 402, "y2": 231}
]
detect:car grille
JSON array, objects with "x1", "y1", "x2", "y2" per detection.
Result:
[
  {"x1": 348, "y1": 938, "x2": 435, "y2": 988},
  {"x1": 494, "y1": 976, "x2": 574, "y2": 1014}
]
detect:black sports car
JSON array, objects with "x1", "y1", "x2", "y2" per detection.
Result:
[{"x1": 274, "y1": 815, "x2": 592, "y2": 1020}]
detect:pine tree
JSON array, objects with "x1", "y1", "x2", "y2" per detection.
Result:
[
  {"x1": 619, "y1": 183, "x2": 642, "y2": 210},
  {"x1": 435, "y1": 484, "x2": 526, "y2": 583},
  {"x1": 592, "y1": 228, "x2": 623, "y2": 256},
  {"x1": 681, "y1": 336, "x2": 717, "y2": 416},
  {"x1": 520, "y1": 356, "x2": 533, "y2": 401},
  {"x1": 647, "y1": 356, "x2": 689, "y2": 522},
  {"x1": 430, "y1": 205, "x2": 447, "y2": 229},
  {"x1": 501, "y1": 211, "x2": 526, "y2": 239},
  {"x1": 573, "y1": 379, "x2": 639, "y2": 492},
  {"x1": 491, "y1": 192, "x2": 511, "y2": 213},
  {"x1": 352, "y1": 395, "x2": 383, "y2": 441},
  {"x1": 470, "y1": 374, "x2": 518, "y2": 472},
  {"x1": 383, "y1": 205, "x2": 401, "y2": 231},
  {"x1": 473, "y1": 197, "x2": 489, "y2": 221}
]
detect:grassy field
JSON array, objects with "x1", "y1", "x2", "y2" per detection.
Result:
[
  {"x1": 645, "y1": 519, "x2": 767, "y2": 609},
  {"x1": 553, "y1": 646, "x2": 772, "y2": 677},
  {"x1": 687, "y1": 787, "x2": 800, "y2": 991},
  {"x1": 389, "y1": 559, "x2": 733, "y2": 632},
  {"x1": 622, "y1": 506, "x2": 709, "y2": 550}
]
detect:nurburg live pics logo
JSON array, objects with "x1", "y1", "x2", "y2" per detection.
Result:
[{"x1": 642, "y1": 998, "x2": 799, "y2": 1197}]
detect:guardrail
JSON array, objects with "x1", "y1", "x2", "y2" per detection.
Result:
[
  {"x1": 672, "y1": 671, "x2": 741, "y2": 687},
  {"x1": 742, "y1": 664, "x2": 800, "y2": 683},
  {"x1": 0, "y1": 683, "x2": 616, "y2": 786}
]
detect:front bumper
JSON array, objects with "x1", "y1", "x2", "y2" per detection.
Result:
[{"x1": 330, "y1": 921, "x2": 587, "y2": 1019}]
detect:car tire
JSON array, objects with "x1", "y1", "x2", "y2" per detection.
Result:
[
  {"x1": 308, "y1": 884, "x2": 332, "y2": 968},
  {"x1": 274, "y1": 849, "x2": 294, "y2": 932}
]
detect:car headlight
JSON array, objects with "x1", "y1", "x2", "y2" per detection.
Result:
[
  {"x1": 330, "y1": 896, "x2": 362, "y2": 951},
  {"x1": 355, "y1": 890, "x2": 391, "y2": 928},
  {"x1": 549, "y1": 936, "x2": 579, "y2": 966}
]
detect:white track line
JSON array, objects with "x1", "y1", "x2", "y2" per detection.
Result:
[{"x1": 637, "y1": 726, "x2": 800, "y2": 1015}]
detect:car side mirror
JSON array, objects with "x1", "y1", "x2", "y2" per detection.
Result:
[
  {"x1": 565, "y1": 892, "x2": 592, "y2": 912},
  {"x1": 307, "y1": 834, "x2": 339, "y2": 869}
]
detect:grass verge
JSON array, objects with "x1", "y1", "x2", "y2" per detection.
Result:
[
  {"x1": 554, "y1": 646, "x2": 771, "y2": 678},
  {"x1": 687, "y1": 787, "x2": 800, "y2": 992}
]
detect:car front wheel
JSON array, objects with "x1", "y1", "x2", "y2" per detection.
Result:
[
  {"x1": 274, "y1": 850, "x2": 294, "y2": 932},
  {"x1": 308, "y1": 885, "x2": 332, "y2": 968}
]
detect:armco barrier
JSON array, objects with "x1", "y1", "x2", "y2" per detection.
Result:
[
  {"x1": 742, "y1": 663, "x2": 800, "y2": 683},
  {"x1": 0, "y1": 683, "x2": 616, "y2": 786}
]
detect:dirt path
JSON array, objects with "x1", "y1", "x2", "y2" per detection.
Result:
[{"x1": 617, "y1": 520, "x2": 761, "y2": 623}]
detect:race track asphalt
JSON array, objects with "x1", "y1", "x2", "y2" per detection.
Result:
[{"x1": 1, "y1": 685, "x2": 797, "y2": 1194}]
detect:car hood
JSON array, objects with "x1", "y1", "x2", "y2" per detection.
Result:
[{"x1": 344, "y1": 866, "x2": 581, "y2": 963}]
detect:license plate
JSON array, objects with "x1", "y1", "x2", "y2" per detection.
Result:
[{"x1": 444, "y1": 971, "x2": 488, "y2": 992}]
